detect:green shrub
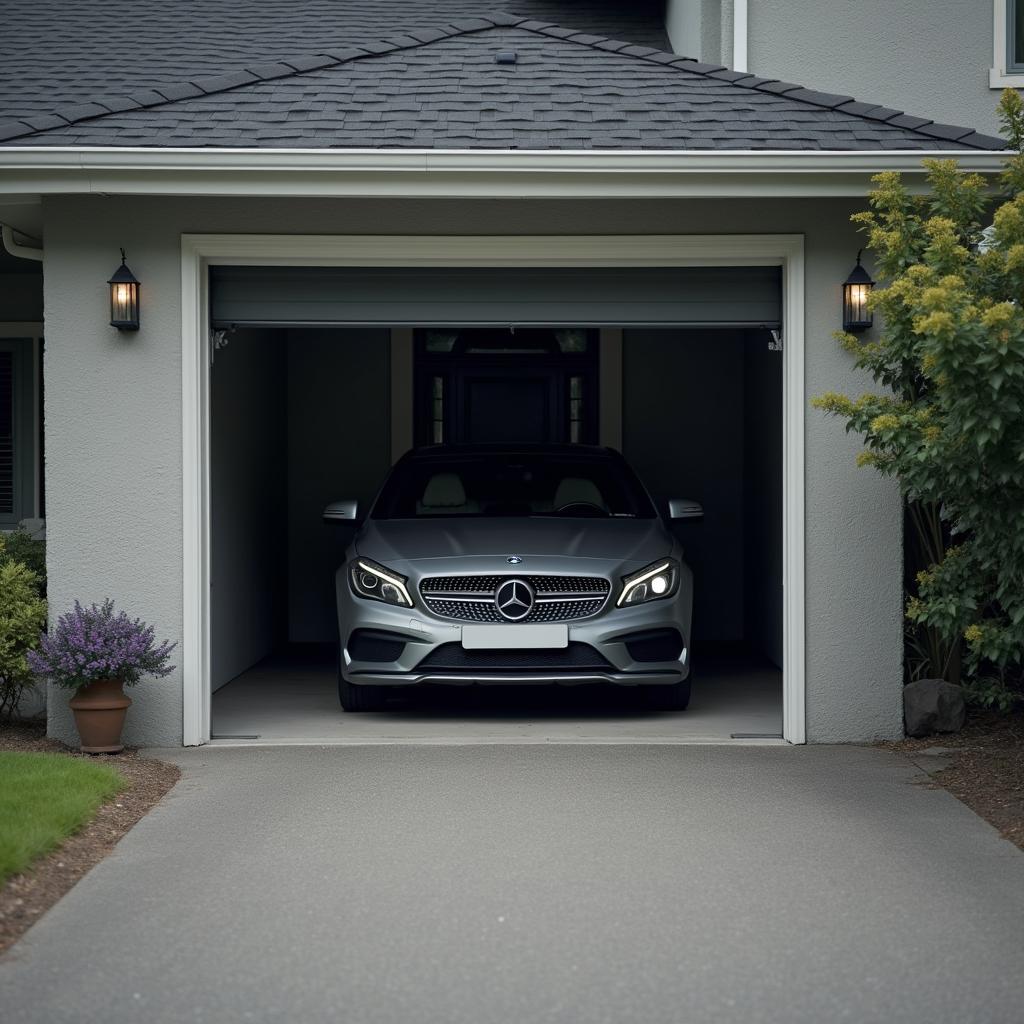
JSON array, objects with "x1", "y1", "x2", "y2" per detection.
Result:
[
  {"x1": 963, "y1": 675, "x2": 1018, "y2": 713},
  {"x1": 813, "y1": 90, "x2": 1024, "y2": 705},
  {"x1": 0, "y1": 528, "x2": 46, "y2": 597},
  {"x1": 0, "y1": 561, "x2": 48, "y2": 718}
]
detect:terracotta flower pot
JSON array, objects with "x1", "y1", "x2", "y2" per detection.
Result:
[{"x1": 68, "y1": 678, "x2": 132, "y2": 754}]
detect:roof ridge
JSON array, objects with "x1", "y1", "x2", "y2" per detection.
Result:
[{"x1": 0, "y1": 10, "x2": 1007, "y2": 151}]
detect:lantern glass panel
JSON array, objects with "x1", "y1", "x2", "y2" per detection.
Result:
[
  {"x1": 111, "y1": 283, "x2": 136, "y2": 325},
  {"x1": 844, "y1": 282, "x2": 871, "y2": 328},
  {"x1": 842, "y1": 256, "x2": 874, "y2": 331}
]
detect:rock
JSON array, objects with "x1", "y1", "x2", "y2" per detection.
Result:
[{"x1": 904, "y1": 679, "x2": 967, "y2": 737}]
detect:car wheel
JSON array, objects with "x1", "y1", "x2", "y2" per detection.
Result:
[
  {"x1": 337, "y1": 649, "x2": 389, "y2": 712},
  {"x1": 641, "y1": 679, "x2": 691, "y2": 711}
]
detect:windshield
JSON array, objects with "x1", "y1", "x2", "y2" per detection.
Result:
[{"x1": 372, "y1": 452, "x2": 656, "y2": 520}]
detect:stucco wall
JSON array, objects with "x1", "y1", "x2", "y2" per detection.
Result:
[
  {"x1": 748, "y1": 0, "x2": 1001, "y2": 137},
  {"x1": 40, "y1": 193, "x2": 902, "y2": 744},
  {"x1": 665, "y1": 0, "x2": 729, "y2": 64}
]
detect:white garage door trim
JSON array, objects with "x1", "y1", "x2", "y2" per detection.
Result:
[{"x1": 181, "y1": 233, "x2": 806, "y2": 745}]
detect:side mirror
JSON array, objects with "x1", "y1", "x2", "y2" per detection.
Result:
[
  {"x1": 323, "y1": 500, "x2": 359, "y2": 523},
  {"x1": 668, "y1": 498, "x2": 703, "y2": 520}
]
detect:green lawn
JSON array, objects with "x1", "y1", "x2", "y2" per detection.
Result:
[{"x1": 0, "y1": 752, "x2": 125, "y2": 884}]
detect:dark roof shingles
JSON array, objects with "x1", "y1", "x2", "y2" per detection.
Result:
[
  {"x1": 2, "y1": 26, "x2": 1003, "y2": 152},
  {"x1": 0, "y1": 0, "x2": 669, "y2": 122}
]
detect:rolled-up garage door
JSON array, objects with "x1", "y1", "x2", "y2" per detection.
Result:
[{"x1": 209, "y1": 266, "x2": 781, "y2": 328}]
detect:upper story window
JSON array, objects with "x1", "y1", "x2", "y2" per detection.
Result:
[
  {"x1": 993, "y1": 0, "x2": 1024, "y2": 85},
  {"x1": 1011, "y1": 0, "x2": 1024, "y2": 71}
]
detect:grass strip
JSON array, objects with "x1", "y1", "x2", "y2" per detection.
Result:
[{"x1": 0, "y1": 752, "x2": 125, "y2": 884}]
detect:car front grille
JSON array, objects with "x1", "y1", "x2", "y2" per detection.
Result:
[
  {"x1": 416, "y1": 642, "x2": 614, "y2": 672},
  {"x1": 419, "y1": 575, "x2": 610, "y2": 623}
]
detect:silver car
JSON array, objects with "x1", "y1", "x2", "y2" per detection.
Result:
[{"x1": 325, "y1": 445, "x2": 702, "y2": 712}]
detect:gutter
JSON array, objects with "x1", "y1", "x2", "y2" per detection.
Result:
[
  {"x1": 0, "y1": 222, "x2": 42, "y2": 260},
  {"x1": 0, "y1": 147, "x2": 1007, "y2": 200}
]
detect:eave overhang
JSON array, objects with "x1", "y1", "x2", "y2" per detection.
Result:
[{"x1": 0, "y1": 146, "x2": 1008, "y2": 201}]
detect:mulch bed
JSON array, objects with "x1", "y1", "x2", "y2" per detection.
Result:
[
  {"x1": 882, "y1": 708, "x2": 1024, "y2": 852},
  {"x1": 0, "y1": 719, "x2": 180, "y2": 956}
]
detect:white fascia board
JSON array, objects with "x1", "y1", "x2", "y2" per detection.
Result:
[{"x1": 0, "y1": 147, "x2": 1006, "y2": 199}]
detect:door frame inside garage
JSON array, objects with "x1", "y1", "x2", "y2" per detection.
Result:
[{"x1": 181, "y1": 233, "x2": 805, "y2": 745}]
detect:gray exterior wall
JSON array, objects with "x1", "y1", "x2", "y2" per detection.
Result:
[
  {"x1": 666, "y1": 1, "x2": 1003, "y2": 137},
  {"x1": 40, "y1": 193, "x2": 902, "y2": 745},
  {"x1": 747, "y1": 0, "x2": 1001, "y2": 137},
  {"x1": 665, "y1": 0, "x2": 729, "y2": 65}
]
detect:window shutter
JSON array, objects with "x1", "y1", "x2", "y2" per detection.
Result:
[{"x1": 0, "y1": 350, "x2": 13, "y2": 516}]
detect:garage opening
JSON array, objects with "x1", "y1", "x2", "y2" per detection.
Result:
[{"x1": 207, "y1": 265, "x2": 783, "y2": 742}]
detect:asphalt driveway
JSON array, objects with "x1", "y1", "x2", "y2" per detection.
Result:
[{"x1": 3, "y1": 744, "x2": 1024, "y2": 1023}]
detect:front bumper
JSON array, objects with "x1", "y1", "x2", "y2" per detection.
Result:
[{"x1": 337, "y1": 575, "x2": 691, "y2": 688}]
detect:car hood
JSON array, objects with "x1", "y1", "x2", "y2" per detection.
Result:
[{"x1": 354, "y1": 516, "x2": 674, "y2": 577}]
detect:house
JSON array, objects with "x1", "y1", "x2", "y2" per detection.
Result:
[
  {"x1": 665, "y1": 0, "x2": 1020, "y2": 139},
  {"x1": 0, "y1": 2, "x2": 1009, "y2": 746}
]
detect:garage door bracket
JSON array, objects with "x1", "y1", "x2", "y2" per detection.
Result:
[
  {"x1": 209, "y1": 326, "x2": 235, "y2": 365},
  {"x1": 768, "y1": 329, "x2": 783, "y2": 352}
]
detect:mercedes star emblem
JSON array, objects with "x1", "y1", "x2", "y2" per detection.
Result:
[
  {"x1": 506, "y1": 555, "x2": 522, "y2": 564},
  {"x1": 495, "y1": 578, "x2": 535, "y2": 621}
]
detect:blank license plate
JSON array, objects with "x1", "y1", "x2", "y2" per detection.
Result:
[{"x1": 461, "y1": 625, "x2": 569, "y2": 650}]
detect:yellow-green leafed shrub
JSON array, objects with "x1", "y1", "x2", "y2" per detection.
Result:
[
  {"x1": 813, "y1": 90, "x2": 1024, "y2": 709},
  {"x1": 0, "y1": 560, "x2": 48, "y2": 717}
]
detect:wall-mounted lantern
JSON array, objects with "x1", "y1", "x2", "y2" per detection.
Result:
[
  {"x1": 108, "y1": 249, "x2": 140, "y2": 331},
  {"x1": 842, "y1": 250, "x2": 874, "y2": 332}
]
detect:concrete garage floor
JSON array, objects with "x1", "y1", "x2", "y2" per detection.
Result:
[{"x1": 211, "y1": 646, "x2": 782, "y2": 744}]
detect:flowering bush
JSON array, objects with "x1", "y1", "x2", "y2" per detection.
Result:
[{"x1": 28, "y1": 599, "x2": 176, "y2": 691}]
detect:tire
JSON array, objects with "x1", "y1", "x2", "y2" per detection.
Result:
[
  {"x1": 641, "y1": 678, "x2": 691, "y2": 711},
  {"x1": 337, "y1": 648, "x2": 389, "y2": 712}
]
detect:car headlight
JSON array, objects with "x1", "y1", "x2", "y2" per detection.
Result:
[
  {"x1": 349, "y1": 559, "x2": 413, "y2": 608},
  {"x1": 617, "y1": 559, "x2": 678, "y2": 607}
]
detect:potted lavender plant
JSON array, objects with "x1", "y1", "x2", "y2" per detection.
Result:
[{"x1": 29, "y1": 600, "x2": 176, "y2": 753}]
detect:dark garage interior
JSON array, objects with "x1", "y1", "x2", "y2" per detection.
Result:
[{"x1": 207, "y1": 268, "x2": 783, "y2": 741}]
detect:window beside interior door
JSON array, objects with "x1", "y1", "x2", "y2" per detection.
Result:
[{"x1": 413, "y1": 328, "x2": 599, "y2": 447}]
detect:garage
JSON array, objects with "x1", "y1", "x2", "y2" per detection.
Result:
[{"x1": 199, "y1": 241, "x2": 791, "y2": 744}]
